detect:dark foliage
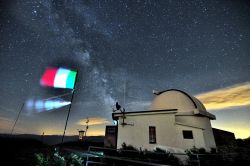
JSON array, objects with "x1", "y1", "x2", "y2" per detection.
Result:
[
  {"x1": 102, "y1": 143, "x2": 182, "y2": 165},
  {"x1": 35, "y1": 148, "x2": 84, "y2": 166},
  {"x1": 0, "y1": 136, "x2": 49, "y2": 166},
  {"x1": 185, "y1": 143, "x2": 250, "y2": 166}
]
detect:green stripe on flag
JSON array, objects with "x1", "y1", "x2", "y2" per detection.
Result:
[{"x1": 66, "y1": 71, "x2": 77, "y2": 89}]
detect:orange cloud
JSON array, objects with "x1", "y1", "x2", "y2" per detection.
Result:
[
  {"x1": 77, "y1": 117, "x2": 111, "y2": 126},
  {"x1": 196, "y1": 82, "x2": 250, "y2": 110}
]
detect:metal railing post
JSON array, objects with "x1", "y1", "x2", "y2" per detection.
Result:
[{"x1": 197, "y1": 154, "x2": 200, "y2": 166}]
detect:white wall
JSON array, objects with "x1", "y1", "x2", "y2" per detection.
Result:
[
  {"x1": 116, "y1": 112, "x2": 177, "y2": 150},
  {"x1": 175, "y1": 115, "x2": 216, "y2": 150},
  {"x1": 116, "y1": 112, "x2": 216, "y2": 151},
  {"x1": 175, "y1": 125, "x2": 206, "y2": 150}
]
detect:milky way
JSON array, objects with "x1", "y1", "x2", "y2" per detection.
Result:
[{"x1": 0, "y1": 0, "x2": 249, "y2": 137}]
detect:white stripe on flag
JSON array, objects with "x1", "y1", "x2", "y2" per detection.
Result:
[{"x1": 54, "y1": 68, "x2": 70, "y2": 88}]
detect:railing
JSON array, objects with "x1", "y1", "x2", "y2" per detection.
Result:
[
  {"x1": 87, "y1": 146, "x2": 172, "y2": 166},
  {"x1": 85, "y1": 146, "x2": 225, "y2": 166}
]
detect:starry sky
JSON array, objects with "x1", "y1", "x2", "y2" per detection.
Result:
[{"x1": 0, "y1": 0, "x2": 250, "y2": 138}]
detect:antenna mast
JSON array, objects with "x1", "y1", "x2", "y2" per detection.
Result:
[
  {"x1": 85, "y1": 117, "x2": 89, "y2": 136},
  {"x1": 123, "y1": 79, "x2": 126, "y2": 107}
]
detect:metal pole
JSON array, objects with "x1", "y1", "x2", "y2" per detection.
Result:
[
  {"x1": 61, "y1": 70, "x2": 78, "y2": 144},
  {"x1": 197, "y1": 154, "x2": 200, "y2": 166},
  {"x1": 11, "y1": 103, "x2": 24, "y2": 135},
  {"x1": 85, "y1": 118, "x2": 89, "y2": 137},
  {"x1": 123, "y1": 79, "x2": 126, "y2": 107},
  {"x1": 61, "y1": 89, "x2": 75, "y2": 144}
]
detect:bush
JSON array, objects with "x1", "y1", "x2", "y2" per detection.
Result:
[
  {"x1": 154, "y1": 147, "x2": 167, "y2": 153},
  {"x1": 65, "y1": 153, "x2": 84, "y2": 166},
  {"x1": 145, "y1": 147, "x2": 181, "y2": 165},
  {"x1": 185, "y1": 147, "x2": 223, "y2": 166},
  {"x1": 51, "y1": 150, "x2": 66, "y2": 166},
  {"x1": 185, "y1": 146, "x2": 207, "y2": 155},
  {"x1": 34, "y1": 148, "x2": 84, "y2": 166},
  {"x1": 35, "y1": 153, "x2": 49, "y2": 166},
  {"x1": 121, "y1": 142, "x2": 138, "y2": 151},
  {"x1": 120, "y1": 142, "x2": 140, "y2": 158},
  {"x1": 119, "y1": 144, "x2": 181, "y2": 165}
]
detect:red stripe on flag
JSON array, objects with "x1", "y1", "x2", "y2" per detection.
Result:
[{"x1": 40, "y1": 67, "x2": 58, "y2": 87}]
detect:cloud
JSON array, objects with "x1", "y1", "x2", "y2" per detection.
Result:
[
  {"x1": 77, "y1": 117, "x2": 111, "y2": 126},
  {"x1": 196, "y1": 82, "x2": 250, "y2": 110}
]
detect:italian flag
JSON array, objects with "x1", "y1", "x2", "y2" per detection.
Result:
[{"x1": 40, "y1": 67, "x2": 77, "y2": 89}]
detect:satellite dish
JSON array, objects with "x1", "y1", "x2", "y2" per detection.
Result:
[{"x1": 153, "y1": 90, "x2": 160, "y2": 95}]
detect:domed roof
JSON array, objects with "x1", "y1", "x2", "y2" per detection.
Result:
[{"x1": 149, "y1": 89, "x2": 206, "y2": 112}]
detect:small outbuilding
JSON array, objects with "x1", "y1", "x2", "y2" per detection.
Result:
[{"x1": 78, "y1": 130, "x2": 85, "y2": 140}]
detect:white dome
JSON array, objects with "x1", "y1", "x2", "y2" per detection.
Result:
[{"x1": 149, "y1": 89, "x2": 207, "y2": 112}]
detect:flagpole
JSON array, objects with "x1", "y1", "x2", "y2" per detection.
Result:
[
  {"x1": 61, "y1": 70, "x2": 78, "y2": 144},
  {"x1": 11, "y1": 103, "x2": 24, "y2": 135}
]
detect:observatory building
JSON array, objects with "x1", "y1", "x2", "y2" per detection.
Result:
[{"x1": 105, "y1": 89, "x2": 217, "y2": 152}]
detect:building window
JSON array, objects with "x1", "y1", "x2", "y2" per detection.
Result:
[
  {"x1": 183, "y1": 130, "x2": 193, "y2": 139},
  {"x1": 149, "y1": 126, "x2": 156, "y2": 144}
]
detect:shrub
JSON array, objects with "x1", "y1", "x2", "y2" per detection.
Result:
[
  {"x1": 34, "y1": 148, "x2": 84, "y2": 166},
  {"x1": 185, "y1": 147, "x2": 223, "y2": 166},
  {"x1": 119, "y1": 144, "x2": 181, "y2": 165},
  {"x1": 51, "y1": 149, "x2": 66, "y2": 166},
  {"x1": 145, "y1": 147, "x2": 180, "y2": 165},
  {"x1": 121, "y1": 142, "x2": 138, "y2": 151},
  {"x1": 66, "y1": 153, "x2": 84, "y2": 166},
  {"x1": 120, "y1": 142, "x2": 140, "y2": 158},
  {"x1": 154, "y1": 147, "x2": 167, "y2": 153},
  {"x1": 35, "y1": 153, "x2": 49, "y2": 166}
]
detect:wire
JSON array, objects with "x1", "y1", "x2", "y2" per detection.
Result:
[{"x1": 11, "y1": 103, "x2": 24, "y2": 135}]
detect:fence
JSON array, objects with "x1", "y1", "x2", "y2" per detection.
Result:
[{"x1": 85, "y1": 146, "x2": 222, "y2": 166}]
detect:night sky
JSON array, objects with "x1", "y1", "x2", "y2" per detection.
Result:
[{"x1": 0, "y1": 0, "x2": 250, "y2": 138}]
